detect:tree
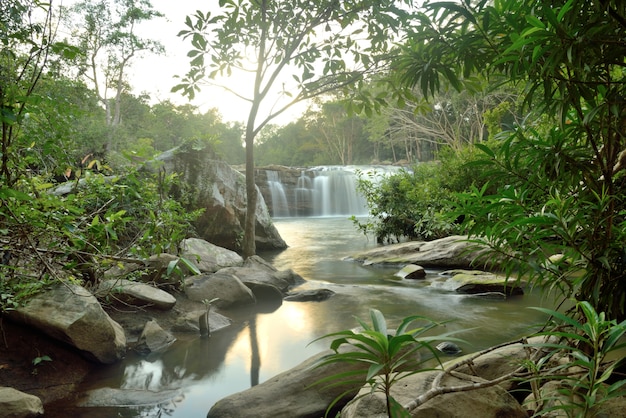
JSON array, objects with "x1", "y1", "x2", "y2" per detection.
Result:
[
  {"x1": 64, "y1": 0, "x2": 164, "y2": 150},
  {"x1": 175, "y1": 0, "x2": 416, "y2": 257},
  {"x1": 0, "y1": 0, "x2": 80, "y2": 186},
  {"x1": 306, "y1": 99, "x2": 365, "y2": 165},
  {"x1": 392, "y1": 0, "x2": 626, "y2": 319}
]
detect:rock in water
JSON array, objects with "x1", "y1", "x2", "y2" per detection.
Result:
[{"x1": 436, "y1": 341, "x2": 462, "y2": 355}]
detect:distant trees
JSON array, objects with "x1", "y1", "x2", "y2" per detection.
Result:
[{"x1": 63, "y1": 0, "x2": 164, "y2": 150}]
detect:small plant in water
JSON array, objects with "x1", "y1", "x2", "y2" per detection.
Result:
[{"x1": 310, "y1": 308, "x2": 460, "y2": 417}]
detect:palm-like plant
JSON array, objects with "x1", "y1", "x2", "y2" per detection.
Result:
[{"x1": 310, "y1": 308, "x2": 459, "y2": 417}]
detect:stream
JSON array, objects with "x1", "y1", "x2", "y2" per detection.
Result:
[{"x1": 55, "y1": 216, "x2": 553, "y2": 417}]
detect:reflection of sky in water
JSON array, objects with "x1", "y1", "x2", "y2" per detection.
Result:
[{"x1": 80, "y1": 216, "x2": 553, "y2": 417}]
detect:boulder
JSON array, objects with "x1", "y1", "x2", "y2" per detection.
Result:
[
  {"x1": 446, "y1": 336, "x2": 557, "y2": 392},
  {"x1": 243, "y1": 282, "x2": 284, "y2": 305},
  {"x1": 395, "y1": 264, "x2": 426, "y2": 280},
  {"x1": 11, "y1": 283, "x2": 126, "y2": 364},
  {"x1": 207, "y1": 349, "x2": 366, "y2": 418},
  {"x1": 97, "y1": 279, "x2": 176, "y2": 310},
  {"x1": 149, "y1": 146, "x2": 287, "y2": 252},
  {"x1": 441, "y1": 270, "x2": 524, "y2": 297},
  {"x1": 341, "y1": 370, "x2": 527, "y2": 418},
  {"x1": 0, "y1": 387, "x2": 44, "y2": 417},
  {"x1": 134, "y1": 319, "x2": 176, "y2": 355},
  {"x1": 172, "y1": 310, "x2": 232, "y2": 333},
  {"x1": 184, "y1": 272, "x2": 255, "y2": 309},
  {"x1": 348, "y1": 235, "x2": 484, "y2": 268},
  {"x1": 218, "y1": 266, "x2": 294, "y2": 293},
  {"x1": 180, "y1": 238, "x2": 244, "y2": 273},
  {"x1": 284, "y1": 289, "x2": 335, "y2": 302}
]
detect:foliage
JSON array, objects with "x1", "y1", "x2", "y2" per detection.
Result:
[
  {"x1": 523, "y1": 301, "x2": 626, "y2": 417},
  {"x1": 0, "y1": 167, "x2": 202, "y2": 311},
  {"x1": 311, "y1": 308, "x2": 454, "y2": 418},
  {"x1": 394, "y1": 0, "x2": 626, "y2": 320},
  {"x1": 353, "y1": 143, "x2": 491, "y2": 242}
]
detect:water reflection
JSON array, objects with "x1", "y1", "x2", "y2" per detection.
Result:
[{"x1": 62, "y1": 217, "x2": 553, "y2": 417}]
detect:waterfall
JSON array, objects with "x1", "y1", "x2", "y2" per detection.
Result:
[
  {"x1": 312, "y1": 169, "x2": 367, "y2": 216},
  {"x1": 266, "y1": 171, "x2": 290, "y2": 217},
  {"x1": 260, "y1": 165, "x2": 403, "y2": 218}
]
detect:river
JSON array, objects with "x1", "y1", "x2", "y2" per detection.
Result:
[{"x1": 57, "y1": 216, "x2": 552, "y2": 417}]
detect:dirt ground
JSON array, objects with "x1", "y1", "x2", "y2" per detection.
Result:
[{"x1": 0, "y1": 290, "x2": 207, "y2": 407}]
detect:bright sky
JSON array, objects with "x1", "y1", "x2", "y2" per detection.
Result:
[
  {"x1": 55, "y1": 0, "x2": 307, "y2": 124},
  {"x1": 121, "y1": 0, "x2": 307, "y2": 124}
]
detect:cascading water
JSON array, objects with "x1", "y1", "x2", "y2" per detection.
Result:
[
  {"x1": 262, "y1": 165, "x2": 401, "y2": 217},
  {"x1": 266, "y1": 171, "x2": 290, "y2": 217},
  {"x1": 312, "y1": 168, "x2": 368, "y2": 216}
]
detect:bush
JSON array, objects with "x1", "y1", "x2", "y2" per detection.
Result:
[
  {"x1": 353, "y1": 143, "x2": 492, "y2": 242},
  {"x1": 0, "y1": 169, "x2": 202, "y2": 312}
]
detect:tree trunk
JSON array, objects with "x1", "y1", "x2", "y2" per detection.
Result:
[{"x1": 243, "y1": 127, "x2": 257, "y2": 258}]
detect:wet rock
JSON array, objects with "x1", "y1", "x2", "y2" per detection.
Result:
[
  {"x1": 443, "y1": 270, "x2": 524, "y2": 297},
  {"x1": 134, "y1": 320, "x2": 176, "y2": 355},
  {"x1": 78, "y1": 387, "x2": 183, "y2": 407},
  {"x1": 284, "y1": 289, "x2": 335, "y2": 302},
  {"x1": 0, "y1": 387, "x2": 44, "y2": 417},
  {"x1": 395, "y1": 264, "x2": 426, "y2": 280},
  {"x1": 150, "y1": 147, "x2": 287, "y2": 251},
  {"x1": 172, "y1": 310, "x2": 232, "y2": 333},
  {"x1": 436, "y1": 341, "x2": 462, "y2": 355},
  {"x1": 97, "y1": 279, "x2": 176, "y2": 310},
  {"x1": 184, "y1": 272, "x2": 255, "y2": 308},
  {"x1": 349, "y1": 235, "x2": 485, "y2": 268}
]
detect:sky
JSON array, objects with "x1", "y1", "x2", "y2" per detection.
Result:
[{"x1": 105, "y1": 0, "x2": 307, "y2": 124}]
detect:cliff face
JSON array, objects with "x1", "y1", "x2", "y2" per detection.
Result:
[{"x1": 151, "y1": 148, "x2": 287, "y2": 252}]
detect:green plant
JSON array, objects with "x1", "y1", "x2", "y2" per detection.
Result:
[
  {"x1": 390, "y1": 0, "x2": 626, "y2": 321},
  {"x1": 310, "y1": 309, "x2": 458, "y2": 417},
  {"x1": 31, "y1": 354, "x2": 52, "y2": 375},
  {"x1": 524, "y1": 301, "x2": 626, "y2": 417}
]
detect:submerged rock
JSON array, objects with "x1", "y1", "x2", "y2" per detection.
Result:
[{"x1": 284, "y1": 289, "x2": 335, "y2": 302}]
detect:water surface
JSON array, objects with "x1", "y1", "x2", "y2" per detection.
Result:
[{"x1": 56, "y1": 217, "x2": 552, "y2": 417}]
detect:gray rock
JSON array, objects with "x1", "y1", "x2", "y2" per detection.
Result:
[
  {"x1": 341, "y1": 370, "x2": 527, "y2": 418},
  {"x1": 172, "y1": 310, "x2": 232, "y2": 333},
  {"x1": 207, "y1": 349, "x2": 366, "y2": 418},
  {"x1": 445, "y1": 336, "x2": 557, "y2": 392},
  {"x1": 135, "y1": 319, "x2": 176, "y2": 355},
  {"x1": 150, "y1": 147, "x2": 287, "y2": 251},
  {"x1": 442, "y1": 270, "x2": 524, "y2": 297},
  {"x1": 395, "y1": 264, "x2": 426, "y2": 280},
  {"x1": 11, "y1": 283, "x2": 126, "y2": 364},
  {"x1": 436, "y1": 341, "x2": 462, "y2": 355},
  {"x1": 0, "y1": 387, "x2": 44, "y2": 417},
  {"x1": 349, "y1": 235, "x2": 484, "y2": 268},
  {"x1": 97, "y1": 279, "x2": 176, "y2": 310},
  {"x1": 284, "y1": 289, "x2": 335, "y2": 302},
  {"x1": 184, "y1": 272, "x2": 255, "y2": 308},
  {"x1": 218, "y1": 266, "x2": 291, "y2": 293},
  {"x1": 180, "y1": 238, "x2": 243, "y2": 273},
  {"x1": 78, "y1": 387, "x2": 183, "y2": 407}
]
